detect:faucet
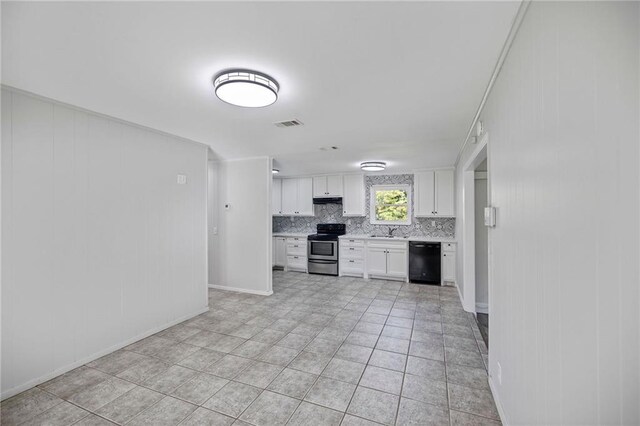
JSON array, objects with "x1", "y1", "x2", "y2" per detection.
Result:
[{"x1": 388, "y1": 227, "x2": 398, "y2": 237}]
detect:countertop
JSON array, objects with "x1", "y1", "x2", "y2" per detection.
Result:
[
  {"x1": 273, "y1": 232, "x2": 456, "y2": 243},
  {"x1": 272, "y1": 233, "x2": 309, "y2": 238},
  {"x1": 339, "y1": 234, "x2": 456, "y2": 243}
]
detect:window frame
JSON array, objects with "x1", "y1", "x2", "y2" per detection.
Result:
[{"x1": 369, "y1": 184, "x2": 412, "y2": 225}]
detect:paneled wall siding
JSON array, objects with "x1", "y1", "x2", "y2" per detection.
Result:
[
  {"x1": 1, "y1": 89, "x2": 209, "y2": 398},
  {"x1": 273, "y1": 174, "x2": 455, "y2": 238},
  {"x1": 454, "y1": 2, "x2": 639, "y2": 424}
]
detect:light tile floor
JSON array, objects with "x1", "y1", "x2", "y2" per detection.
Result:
[{"x1": 1, "y1": 271, "x2": 499, "y2": 426}]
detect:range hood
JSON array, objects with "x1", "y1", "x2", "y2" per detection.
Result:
[{"x1": 313, "y1": 197, "x2": 343, "y2": 205}]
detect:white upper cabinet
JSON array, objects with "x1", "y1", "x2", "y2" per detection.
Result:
[
  {"x1": 297, "y1": 178, "x2": 314, "y2": 215},
  {"x1": 326, "y1": 175, "x2": 343, "y2": 197},
  {"x1": 281, "y1": 178, "x2": 298, "y2": 215},
  {"x1": 434, "y1": 170, "x2": 454, "y2": 217},
  {"x1": 272, "y1": 178, "x2": 283, "y2": 215},
  {"x1": 342, "y1": 174, "x2": 365, "y2": 216},
  {"x1": 414, "y1": 171, "x2": 435, "y2": 216},
  {"x1": 281, "y1": 177, "x2": 314, "y2": 216},
  {"x1": 313, "y1": 175, "x2": 343, "y2": 197},
  {"x1": 415, "y1": 170, "x2": 455, "y2": 217}
]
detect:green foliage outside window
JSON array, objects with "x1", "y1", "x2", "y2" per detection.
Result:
[{"x1": 374, "y1": 189, "x2": 409, "y2": 221}]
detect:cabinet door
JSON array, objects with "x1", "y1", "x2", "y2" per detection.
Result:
[
  {"x1": 341, "y1": 259, "x2": 364, "y2": 275},
  {"x1": 442, "y1": 251, "x2": 456, "y2": 282},
  {"x1": 343, "y1": 174, "x2": 365, "y2": 216},
  {"x1": 435, "y1": 170, "x2": 455, "y2": 216},
  {"x1": 366, "y1": 247, "x2": 387, "y2": 276},
  {"x1": 275, "y1": 238, "x2": 287, "y2": 266},
  {"x1": 272, "y1": 238, "x2": 276, "y2": 266},
  {"x1": 326, "y1": 175, "x2": 343, "y2": 197},
  {"x1": 297, "y1": 178, "x2": 314, "y2": 216},
  {"x1": 272, "y1": 179, "x2": 282, "y2": 215},
  {"x1": 281, "y1": 179, "x2": 298, "y2": 215},
  {"x1": 313, "y1": 176, "x2": 327, "y2": 198},
  {"x1": 414, "y1": 171, "x2": 435, "y2": 216},
  {"x1": 386, "y1": 248, "x2": 408, "y2": 278}
]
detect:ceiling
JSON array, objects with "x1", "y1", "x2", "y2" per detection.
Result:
[{"x1": 2, "y1": 1, "x2": 519, "y2": 176}]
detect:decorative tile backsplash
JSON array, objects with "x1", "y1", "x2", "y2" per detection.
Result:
[{"x1": 273, "y1": 174, "x2": 455, "y2": 238}]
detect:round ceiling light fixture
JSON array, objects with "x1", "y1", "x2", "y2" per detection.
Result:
[
  {"x1": 213, "y1": 70, "x2": 279, "y2": 107},
  {"x1": 360, "y1": 161, "x2": 386, "y2": 172}
]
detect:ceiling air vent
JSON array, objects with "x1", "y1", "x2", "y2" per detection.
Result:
[{"x1": 274, "y1": 119, "x2": 303, "y2": 128}]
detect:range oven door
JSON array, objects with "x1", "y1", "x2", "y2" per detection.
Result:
[
  {"x1": 307, "y1": 240, "x2": 338, "y2": 261},
  {"x1": 308, "y1": 259, "x2": 338, "y2": 276}
]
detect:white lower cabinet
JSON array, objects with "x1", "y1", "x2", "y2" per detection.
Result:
[
  {"x1": 273, "y1": 237, "x2": 286, "y2": 268},
  {"x1": 339, "y1": 239, "x2": 365, "y2": 277},
  {"x1": 286, "y1": 237, "x2": 307, "y2": 272},
  {"x1": 386, "y1": 248, "x2": 408, "y2": 278},
  {"x1": 442, "y1": 243, "x2": 457, "y2": 284},
  {"x1": 365, "y1": 241, "x2": 408, "y2": 281}
]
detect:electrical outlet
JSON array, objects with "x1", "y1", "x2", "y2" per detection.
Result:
[
  {"x1": 496, "y1": 362, "x2": 502, "y2": 385},
  {"x1": 431, "y1": 220, "x2": 436, "y2": 226},
  {"x1": 177, "y1": 174, "x2": 187, "y2": 184}
]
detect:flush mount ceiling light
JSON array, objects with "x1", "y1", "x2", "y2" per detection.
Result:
[
  {"x1": 360, "y1": 161, "x2": 386, "y2": 172},
  {"x1": 272, "y1": 168, "x2": 280, "y2": 174},
  {"x1": 213, "y1": 70, "x2": 279, "y2": 107}
]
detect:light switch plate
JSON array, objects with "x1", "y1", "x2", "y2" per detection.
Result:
[
  {"x1": 177, "y1": 174, "x2": 187, "y2": 184},
  {"x1": 484, "y1": 206, "x2": 496, "y2": 227}
]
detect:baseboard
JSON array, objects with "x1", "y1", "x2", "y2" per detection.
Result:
[
  {"x1": 208, "y1": 284, "x2": 273, "y2": 296},
  {"x1": 0, "y1": 305, "x2": 209, "y2": 401},
  {"x1": 476, "y1": 302, "x2": 489, "y2": 314},
  {"x1": 488, "y1": 375, "x2": 508, "y2": 425}
]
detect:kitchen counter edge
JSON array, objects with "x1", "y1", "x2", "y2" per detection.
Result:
[{"x1": 339, "y1": 234, "x2": 456, "y2": 243}]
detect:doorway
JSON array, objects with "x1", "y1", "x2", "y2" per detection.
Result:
[
  {"x1": 474, "y1": 160, "x2": 489, "y2": 346},
  {"x1": 461, "y1": 132, "x2": 490, "y2": 347}
]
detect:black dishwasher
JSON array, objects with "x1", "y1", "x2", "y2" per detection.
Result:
[{"x1": 409, "y1": 242, "x2": 441, "y2": 284}]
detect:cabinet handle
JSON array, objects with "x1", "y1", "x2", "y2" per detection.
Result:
[
  {"x1": 294, "y1": 256, "x2": 298, "y2": 259},
  {"x1": 349, "y1": 260, "x2": 354, "y2": 263},
  {"x1": 344, "y1": 211, "x2": 347, "y2": 213},
  {"x1": 443, "y1": 254, "x2": 446, "y2": 257},
  {"x1": 349, "y1": 248, "x2": 355, "y2": 251}
]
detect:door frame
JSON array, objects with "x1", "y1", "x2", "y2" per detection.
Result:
[{"x1": 461, "y1": 132, "x2": 488, "y2": 313}]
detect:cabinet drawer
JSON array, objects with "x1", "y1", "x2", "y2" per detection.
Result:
[
  {"x1": 341, "y1": 258, "x2": 364, "y2": 273},
  {"x1": 367, "y1": 240, "x2": 408, "y2": 250},
  {"x1": 287, "y1": 255, "x2": 307, "y2": 269},
  {"x1": 442, "y1": 242, "x2": 456, "y2": 252},
  {"x1": 287, "y1": 243, "x2": 306, "y2": 256},
  {"x1": 340, "y1": 239, "x2": 365, "y2": 248},
  {"x1": 340, "y1": 246, "x2": 364, "y2": 259},
  {"x1": 286, "y1": 237, "x2": 305, "y2": 244}
]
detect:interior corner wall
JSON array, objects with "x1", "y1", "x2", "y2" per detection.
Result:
[
  {"x1": 210, "y1": 157, "x2": 272, "y2": 295},
  {"x1": 455, "y1": 2, "x2": 639, "y2": 424},
  {"x1": 1, "y1": 88, "x2": 209, "y2": 399}
]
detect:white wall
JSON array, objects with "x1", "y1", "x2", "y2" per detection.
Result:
[
  {"x1": 1, "y1": 88, "x2": 209, "y2": 399},
  {"x1": 474, "y1": 174, "x2": 488, "y2": 312},
  {"x1": 455, "y1": 2, "x2": 639, "y2": 424},
  {"x1": 210, "y1": 157, "x2": 272, "y2": 295}
]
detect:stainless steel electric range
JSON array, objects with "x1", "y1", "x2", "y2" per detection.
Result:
[{"x1": 307, "y1": 223, "x2": 346, "y2": 276}]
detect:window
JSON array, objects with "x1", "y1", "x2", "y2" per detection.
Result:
[{"x1": 370, "y1": 184, "x2": 412, "y2": 225}]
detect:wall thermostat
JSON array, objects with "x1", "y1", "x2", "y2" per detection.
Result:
[{"x1": 484, "y1": 206, "x2": 496, "y2": 227}]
